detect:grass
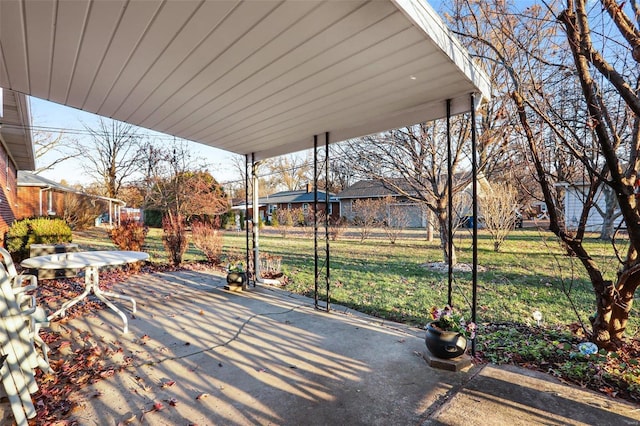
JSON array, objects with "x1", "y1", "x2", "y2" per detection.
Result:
[
  {"x1": 70, "y1": 225, "x2": 640, "y2": 403},
  {"x1": 221, "y1": 228, "x2": 639, "y2": 337},
  {"x1": 74, "y1": 225, "x2": 639, "y2": 336}
]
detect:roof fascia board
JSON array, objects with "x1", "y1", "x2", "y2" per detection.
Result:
[{"x1": 390, "y1": 0, "x2": 491, "y2": 103}]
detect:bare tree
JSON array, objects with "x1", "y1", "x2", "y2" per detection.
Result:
[
  {"x1": 274, "y1": 207, "x2": 294, "y2": 238},
  {"x1": 336, "y1": 119, "x2": 477, "y2": 264},
  {"x1": 143, "y1": 141, "x2": 229, "y2": 265},
  {"x1": 265, "y1": 154, "x2": 312, "y2": 191},
  {"x1": 144, "y1": 142, "x2": 228, "y2": 221},
  {"x1": 61, "y1": 192, "x2": 102, "y2": 230},
  {"x1": 32, "y1": 130, "x2": 80, "y2": 174},
  {"x1": 480, "y1": 181, "x2": 518, "y2": 251},
  {"x1": 351, "y1": 198, "x2": 384, "y2": 242},
  {"x1": 379, "y1": 195, "x2": 410, "y2": 244},
  {"x1": 80, "y1": 117, "x2": 142, "y2": 198},
  {"x1": 450, "y1": 0, "x2": 640, "y2": 347}
]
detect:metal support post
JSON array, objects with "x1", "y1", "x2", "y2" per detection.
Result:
[
  {"x1": 446, "y1": 98, "x2": 453, "y2": 307},
  {"x1": 324, "y1": 132, "x2": 331, "y2": 312},
  {"x1": 313, "y1": 135, "x2": 319, "y2": 309},
  {"x1": 252, "y1": 154, "x2": 260, "y2": 287},
  {"x1": 245, "y1": 155, "x2": 251, "y2": 288},
  {"x1": 470, "y1": 93, "x2": 478, "y2": 356}
]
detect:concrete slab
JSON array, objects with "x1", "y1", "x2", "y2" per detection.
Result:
[
  {"x1": 423, "y1": 364, "x2": 640, "y2": 426},
  {"x1": 46, "y1": 270, "x2": 471, "y2": 425},
  {"x1": 2, "y1": 269, "x2": 639, "y2": 425}
]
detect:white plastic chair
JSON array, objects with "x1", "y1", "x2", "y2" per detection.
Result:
[
  {"x1": 0, "y1": 267, "x2": 38, "y2": 425},
  {"x1": 0, "y1": 248, "x2": 51, "y2": 372}
]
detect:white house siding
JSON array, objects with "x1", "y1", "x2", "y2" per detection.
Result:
[{"x1": 564, "y1": 186, "x2": 623, "y2": 232}]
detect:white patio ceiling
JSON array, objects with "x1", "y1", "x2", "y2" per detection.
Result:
[
  {"x1": 0, "y1": 0, "x2": 490, "y2": 161},
  {"x1": 0, "y1": 88, "x2": 34, "y2": 170}
]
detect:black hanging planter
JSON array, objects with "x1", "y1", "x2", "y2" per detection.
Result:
[{"x1": 425, "y1": 322, "x2": 468, "y2": 359}]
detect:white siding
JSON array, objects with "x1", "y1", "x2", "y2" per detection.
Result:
[{"x1": 564, "y1": 186, "x2": 623, "y2": 232}]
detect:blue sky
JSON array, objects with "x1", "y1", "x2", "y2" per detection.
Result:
[{"x1": 29, "y1": 97, "x2": 239, "y2": 186}]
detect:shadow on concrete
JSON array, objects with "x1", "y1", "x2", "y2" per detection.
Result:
[{"x1": 4, "y1": 269, "x2": 639, "y2": 425}]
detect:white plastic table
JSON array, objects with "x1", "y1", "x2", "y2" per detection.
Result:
[{"x1": 21, "y1": 251, "x2": 149, "y2": 333}]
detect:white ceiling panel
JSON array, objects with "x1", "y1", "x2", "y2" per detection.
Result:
[
  {"x1": 0, "y1": 0, "x2": 490, "y2": 161},
  {"x1": 0, "y1": 89, "x2": 34, "y2": 170}
]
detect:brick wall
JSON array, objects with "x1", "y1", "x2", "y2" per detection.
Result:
[{"x1": 16, "y1": 187, "x2": 68, "y2": 219}]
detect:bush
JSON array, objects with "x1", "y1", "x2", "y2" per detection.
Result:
[
  {"x1": 62, "y1": 193, "x2": 102, "y2": 230},
  {"x1": 110, "y1": 220, "x2": 148, "y2": 251},
  {"x1": 191, "y1": 219, "x2": 223, "y2": 264},
  {"x1": 162, "y1": 214, "x2": 188, "y2": 266},
  {"x1": 144, "y1": 209, "x2": 163, "y2": 228},
  {"x1": 329, "y1": 216, "x2": 348, "y2": 241},
  {"x1": 5, "y1": 217, "x2": 73, "y2": 261}
]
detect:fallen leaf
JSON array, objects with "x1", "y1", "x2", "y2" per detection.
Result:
[
  {"x1": 161, "y1": 380, "x2": 175, "y2": 388},
  {"x1": 196, "y1": 393, "x2": 209, "y2": 400},
  {"x1": 165, "y1": 397, "x2": 178, "y2": 406}
]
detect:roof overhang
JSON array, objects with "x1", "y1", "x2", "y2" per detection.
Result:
[
  {"x1": 18, "y1": 171, "x2": 126, "y2": 205},
  {"x1": 0, "y1": 88, "x2": 35, "y2": 170},
  {"x1": 0, "y1": 0, "x2": 490, "y2": 161}
]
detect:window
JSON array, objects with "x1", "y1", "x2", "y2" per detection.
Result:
[{"x1": 302, "y1": 203, "x2": 309, "y2": 212}]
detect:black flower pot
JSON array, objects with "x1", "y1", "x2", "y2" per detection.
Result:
[
  {"x1": 226, "y1": 271, "x2": 246, "y2": 285},
  {"x1": 425, "y1": 321, "x2": 467, "y2": 359}
]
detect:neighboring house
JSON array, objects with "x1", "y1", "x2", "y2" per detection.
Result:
[
  {"x1": 562, "y1": 182, "x2": 622, "y2": 233},
  {"x1": 17, "y1": 171, "x2": 126, "y2": 226},
  {"x1": 234, "y1": 184, "x2": 340, "y2": 223},
  {"x1": 0, "y1": 88, "x2": 36, "y2": 236},
  {"x1": 337, "y1": 179, "x2": 426, "y2": 228}
]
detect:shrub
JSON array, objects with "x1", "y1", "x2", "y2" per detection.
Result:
[
  {"x1": 144, "y1": 209, "x2": 163, "y2": 228},
  {"x1": 162, "y1": 214, "x2": 188, "y2": 266},
  {"x1": 5, "y1": 217, "x2": 72, "y2": 261},
  {"x1": 191, "y1": 219, "x2": 223, "y2": 264},
  {"x1": 110, "y1": 220, "x2": 148, "y2": 251},
  {"x1": 61, "y1": 193, "x2": 102, "y2": 230},
  {"x1": 329, "y1": 216, "x2": 348, "y2": 241}
]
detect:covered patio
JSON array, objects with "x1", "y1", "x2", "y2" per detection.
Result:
[
  {"x1": 1, "y1": 269, "x2": 635, "y2": 425},
  {"x1": 0, "y1": 0, "x2": 491, "y2": 307},
  {"x1": 0, "y1": 0, "x2": 497, "y2": 423}
]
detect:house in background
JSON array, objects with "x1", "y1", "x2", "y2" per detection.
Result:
[
  {"x1": 233, "y1": 184, "x2": 340, "y2": 224},
  {"x1": 0, "y1": 88, "x2": 36, "y2": 235},
  {"x1": 337, "y1": 179, "x2": 426, "y2": 228},
  {"x1": 17, "y1": 171, "x2": 126, "y2": 227},
  {"x1": 562, "y1": 182, "x2": 622, "y2": 233}
]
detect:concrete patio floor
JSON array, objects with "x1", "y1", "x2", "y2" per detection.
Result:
[{"x1": 4, "y1": 269, "x2": 640, "y2": 425}]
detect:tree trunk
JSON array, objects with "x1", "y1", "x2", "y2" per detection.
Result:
[
  {"x1": 599, "y1": 186, "x2": 618, "y2": 240},
  {"x1": 437, "y1": 209, "x2": 456, "y2": 265},
  {"x1": 426, "y1": 209, "x2": 434, "y2": 242}
]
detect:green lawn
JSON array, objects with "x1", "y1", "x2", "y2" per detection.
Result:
[
  {"x1": 74, "y1": 226, "x2": 638, "y2": 336},
  {"x1": 221, "y1": 228, "x2": 638, "y2": 336}
]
